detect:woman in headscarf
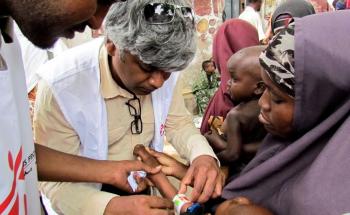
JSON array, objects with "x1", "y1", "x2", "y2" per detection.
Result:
[
  {"x1": 200, "y1": 19, "x2": 259, "y2": 134},
  {"x1": 271, "y1": 0, "x2": 315, "y2": 34},
  {"x1": 262, "y1": 0, "x2": 315, "y2": 44},
  {"x1": 222, "y1": 11, "x2": 350, "y2": 215}
]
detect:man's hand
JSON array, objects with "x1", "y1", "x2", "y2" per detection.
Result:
[
  {"x1": 102, "y1": 160, "x2": 161, "y2": 193},
  {"x1": 146, "y1": 148, "x2": 189, "y2": 180},
  {"x1": 179, "y1": 155, "x2": 224, "y2": 203},
  {"x1": 104, "y1": 195, "x2": 173, "y2": 215}
]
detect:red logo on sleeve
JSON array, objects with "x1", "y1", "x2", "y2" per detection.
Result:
[
  {"x1": 0, "y1": 147, "x2": 27, "y2": 215},
  {"x1": 160, "y1": 124, "x2": 165, "y2": 136}
]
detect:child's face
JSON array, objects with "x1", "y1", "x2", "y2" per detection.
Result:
[
  {"x1": 227, "y1": 66, "x2": 258, "y2": 104},
  {"x1": 216, "y1": 197, "x2": 273, "y2": 215},
  {"x1": 204, "y1": 62, "x2": 216, "y2": 74},
  {"x1": 258, "y1": 71, "x2": 294, "y2": 138}
]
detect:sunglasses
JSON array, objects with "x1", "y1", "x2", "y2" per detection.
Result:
[{"x1": 143, "y1": 3, "x2": 195, "y2": 25}]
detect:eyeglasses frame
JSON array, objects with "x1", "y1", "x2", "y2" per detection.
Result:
[{"x1": 125, "y1": 95, "x2": 143, "y2": 134}]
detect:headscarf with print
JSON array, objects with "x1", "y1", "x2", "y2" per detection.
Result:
[
  {"x1": 222, "y1": 11, "x2": 350, "y2": 215},
  {"x1": 259, "y1": 23, "x2": 295, "y2": 98},
  {"x1": 200, "y1": 19, "x2": 259, "y2": 134}
]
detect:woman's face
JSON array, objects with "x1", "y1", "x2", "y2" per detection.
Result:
[{"x1": 258, "y1": 70, "x2": 295, "y2": 138}]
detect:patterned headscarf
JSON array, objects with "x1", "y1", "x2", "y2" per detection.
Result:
[{"x1": 259, "y1": 23, "x2": 295, "y2": 98}]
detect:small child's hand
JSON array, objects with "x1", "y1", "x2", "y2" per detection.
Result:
[
  {"x1": 146, "y1": 148, "x2": 188, "y2": 180},
  {"x1": 204, "y1": 131, "x2": 227, "y2": 152},
  {"x1": 208, "y1": 116, "x2": 224, "y2": 135}
]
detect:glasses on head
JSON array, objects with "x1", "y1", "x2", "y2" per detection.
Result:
[
  {"x1": 143, "y1": 3, "x2": 195, "y2": 25},
  {"x1": 126, "y1": 95, "x2": 143, "y2": 134}
]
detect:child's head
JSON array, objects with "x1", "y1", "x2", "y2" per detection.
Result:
[
  {"x1": 202, "y1": 59, "x2": 216, "y2": 75},
  {"x1": 226, "y1": 45, "x2": 265, "y2": 104},
  {"x1": 215, "y1": 197, "x2": 273, "y2": 215},
  {"x1": 258, "y1": 24, "x2": 295, "y2": 138}
]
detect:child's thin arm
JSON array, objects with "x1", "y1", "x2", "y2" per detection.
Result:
[
  {"x1": 243, "y1": 142, "x2": 261, "y2": 154},
  {"x1": 133, "y1": 145, "x2": 177, "y2": 199},
  {"x1": 204, "y1": 131, "x2": 228, "y2": 152},
  {"x1": 146, "y1": 148, "x2": 188, "y2": 180},
  {"x1": 133, "y1": 145, "x2": 197, "y2": 214},
  {"x1": 216, "y1": 113, "x2": 243, "y2": 164}
]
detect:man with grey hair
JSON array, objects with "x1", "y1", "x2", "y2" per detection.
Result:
[{"x1": 34, "y1": 0, "x2": 223, "y2": 214}]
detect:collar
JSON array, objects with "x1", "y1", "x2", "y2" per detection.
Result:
[
  {"x1": 245, "y1": 5, "x2": 256, "y2": 12},
  {"x1": 99, "y1": 44, "x2": 134, "y2": 99},
  {"x1": 0, "y1": 17, "x2": 13, "y2": 44}
]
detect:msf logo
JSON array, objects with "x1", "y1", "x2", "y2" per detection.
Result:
[
  {"x1": 160, "y1": 124, "x2": 165, "y2": 136},
  {"x1": 0, "y1": 147, "x2": 27, "y2": 215}
]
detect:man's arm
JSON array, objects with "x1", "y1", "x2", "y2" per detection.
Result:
[
  {"x1": 35, "y1": 146, "x2": 173, "y2": 215},
  {"x1": 35, "y1": 144, "x2": 158, "y2": 191}
]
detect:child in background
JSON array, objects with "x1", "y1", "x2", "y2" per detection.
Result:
[
  {"x1": 192, "y1": 59, "x2": 219, "y2": 115},
  {"x1": 204, "y1": 46, "x2": 267, "y2": 175},
  {"x1": 202, "y1": 59, "x2": 218, "y2": 89}
]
